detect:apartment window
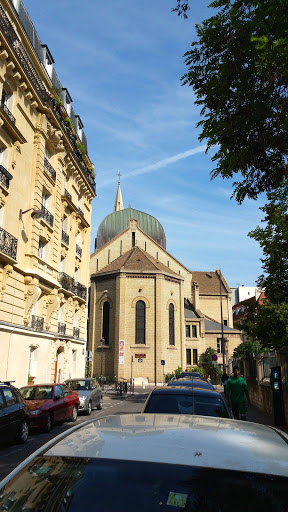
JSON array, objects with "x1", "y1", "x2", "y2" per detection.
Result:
[
  {"x1": 144, "y1": 242, "x2": 147, "y2": 251},
  {"x1": 96, "y1": 259, "x2": 98, "y2": 271},
  {"x1": 102, "y1": 301, "x2": 110, "y2": 345},
  {"x1": 217, "y1": 338, "x2": 222, "y2": 354},
  {"x1": 0, "y1": 146, "x2": 8, "y2": 168},
  {"x1": 108, "y1": 249, "x2": 110, "y2": 264},
  {"x1": 132, "y1": 232, "x2": 135, "y2": 247},
  {"x1": 169, "y1": 303, "x2": 175, "y2": 345},
  {"x1": 135, "y1": 300, "x2": 145, "y2": 344},
  {"x1": 186, "y1": 325, "x2": 190, "y2": 338},
  {"x1": 38, "y1": 239, "x2": 48, "y2": 260},
  {"x1": 186, "y1": 349, "x2": 191, "y2": 366},
  {"x1": 156, "y1": 252, "x2": 159, "y2": 260},
  {"x1": 192, "y1": 325, "x2": 197, "y2": 338},
  {"x1": 167, "y1": 261, "x2": 169, "y2": 268},
  {"x1": 193, "y1": 349, "x2": 198, "y2": 365},
  {"x1": 1, "y1": 87, "x2": 11, "y2": 107},
  {"x1": 224, "y1": 320, "x2": 228, "y2": 326}
]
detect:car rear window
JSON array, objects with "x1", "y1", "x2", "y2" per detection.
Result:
[
  {"x1": 144, "y1": 393, "x2": 229, "y2": 417},
  {"x1": 65, "y1": 380, "x2": 91, "y2": 391},
  {"x1": 20, "y1": 386, "x2": 53, "y2": 400},
  {"x1": 167, "y1": 380, "x2": 210, "y2": 388},
  {"x1": 0, "y1": 456, "x2": 286, "y2": 511}
]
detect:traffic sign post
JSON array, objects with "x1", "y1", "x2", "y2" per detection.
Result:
[
  {"x1": 211, "y1": 354, "x2": 218, "y2": 362},
  {"x1": 161, "y1": 360, "x2": 165, "y2": 384}
]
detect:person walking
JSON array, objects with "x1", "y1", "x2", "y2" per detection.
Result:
[
  {"x1": 221, "y1": 371, "x2": 229, "y2": 396},
  {"x1": 226, "y1": 365, "x2": 250, "y2": 420}
]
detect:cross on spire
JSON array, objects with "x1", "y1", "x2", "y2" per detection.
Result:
[{"x1": 117, "y1": 172, "x2": 122, "y2": 182}]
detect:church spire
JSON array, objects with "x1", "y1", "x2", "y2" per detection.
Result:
[{"x1": 113, "y1": 173, "x2": 124, "y2": 212}]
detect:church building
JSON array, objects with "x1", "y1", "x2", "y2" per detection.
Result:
[{"x1": 89, "y1": 182, "x2": 242, "y2": 384}]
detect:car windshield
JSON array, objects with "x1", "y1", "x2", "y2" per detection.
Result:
[
  {"x1": 0, "y1": 456, "x2": 286, "y2": 511},
  {"x1": 168, "y1": 380, "x2": 210, "y2": 388},
  {"x1": 20, "y1": 386, "x2": 53, "y2": 400},
  {"x1": 144, "y1": 393, "x2": 229, "y2": 417},
  {"x1": 65, "y1": 380, "x2": 91, "y2": 391}
]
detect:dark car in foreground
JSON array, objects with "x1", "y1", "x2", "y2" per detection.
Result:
[
  {"x1": 64, "y1": 378, "x2": 102, "y2": 415},
  {"x1": 142, "y1": 386, "x2": 231, "y2": 418},
  {"x1": 0, "y1": 414, "x2": 287, "y2": 511},
  {"x1": 20, "y1": 383, "x2": 79, "y2": 432},
  {"x1": 0, "y1": 381, "x2": 30, "y2": 444},
  {"x1": 168, "y1": 378, "x2": 214, "y2": 390}
]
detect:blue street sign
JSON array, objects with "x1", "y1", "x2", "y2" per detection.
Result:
[{"x1": 161, "y1": 360, "x2": 165, "y2": 365}]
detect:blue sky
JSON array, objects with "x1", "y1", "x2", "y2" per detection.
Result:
[{"x1": 24, "y1": 0, "x2": 265, "y2": 287}]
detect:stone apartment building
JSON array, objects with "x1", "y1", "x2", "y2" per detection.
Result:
[
  {"x1": 89, "y1": 183, "x2": 242, "y2": 383},
  {"x1": 0, "y1": 0, "x2": 96, "y2": 387}
]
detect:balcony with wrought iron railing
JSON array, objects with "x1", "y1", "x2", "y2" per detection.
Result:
[
  {"x1": 76, "y1": 244, "x2": 82, "y2": 259},
  {"x1": 58, "y1": 272, "x2": 74, "y2": 293},
  {"x1": 58, "y1": 322, "x2": 66, "y2": 335},
  {"x1": 0, "y1": 166, "x2": 11, "y2": 189},
  {"x1": 0, "y1": 102, "x2": 16, "y2": 125},
  {"x1": 0, "y1": 227, "x2": 17, "y2": 260},
  {"x1": 73, "y1": 327, "x2": 80, "y2": 339},
  {"x1": 77, "y1": 207, "x2": 84, "y2": 218},
  {"x1": 44, "y1": 157, "x2": 56, "y2": 182},
  {"x1": 64, "y1": 189, "x2": 72, "y2": 202},
  {"x1": 31, "y1": 315, "x2": 44, "y2": 331},
  {"x1": 62, "y1": 230, "x2": 69, "y2": 246},
  {"x1": 41, "y1": 205, "x2": 54, "y2": 227},
  {"x1": 73, "y1": 282, "x2": 87, "y2": 301}
]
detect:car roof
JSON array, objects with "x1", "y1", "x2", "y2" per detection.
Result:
[
  {"x1": 151, "y1": 386, "x2": 220, "y2": 397},
  {"x1": 20, "y1": 383, "x2": 56, "y2": 388},
  {"x1": 41, "y1": 414, "x2": 288, "y2": 478}
]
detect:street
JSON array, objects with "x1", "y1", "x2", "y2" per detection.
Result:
[{"x1": 0, "y1": 388, "x2": 148, "y2": 482}]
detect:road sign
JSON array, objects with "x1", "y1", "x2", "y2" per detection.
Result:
[
  {"x1": 138, "y1": 358, "x2": 143, "y2": 363},
  {"x1": 161, "y1": 360, "x2": 165, "y2": 366},
  {"x1": 211, "y1": 354, "x2": 218, "y2": 362}
]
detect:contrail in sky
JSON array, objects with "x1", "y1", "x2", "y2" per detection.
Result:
[{"x1": 98, "y1": 144, "x2": 207, "y2": 189}]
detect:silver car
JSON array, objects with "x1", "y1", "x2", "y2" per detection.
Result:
[{"x1": 64, "y1": 378, "x2": 102, "y2": 415}]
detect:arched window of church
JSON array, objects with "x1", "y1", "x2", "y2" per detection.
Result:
[
  {"x1": 169, "y1": 303, "x2": 175, "y2": 345},
  {"x1": 102, "y1": 301, "x2": 110, "y2": 345},
  {"x1": 135, "y1": 300, "x2": 145, "y2": 344}
]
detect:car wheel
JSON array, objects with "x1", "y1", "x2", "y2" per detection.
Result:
[
  {"x1": 85, "y1": 400, "x2": 92, "y2": 415},
  {"x1": 16, "y1": 420, "x2": 29, "y2": 444},
  {"x1": 97, "y1": 396, "x2": 103, "y2": 410},
  {"x1": 70, "y1": 405, "x2": 78, "y2": 422},
  {"x1": 44, "y1": 413, "x2": 52, "y2": 433}
]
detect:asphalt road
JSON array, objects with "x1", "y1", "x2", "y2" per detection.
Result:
[{"x1": 0, "y1": 388, "x2": 148, "y2": 482}]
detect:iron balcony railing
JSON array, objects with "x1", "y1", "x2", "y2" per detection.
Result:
[
  {"x1": 76, "y1": 244, "x2": 82, "y2": 258},
  {"x1": 0, "y1": 227, "x2": 17, "y2": 260},
  {"x1": 62, "y1": 230, "x2": 69, "y2": 245},
  {"x1": 31, "y1": 315, "x2": 44, "y2": 331},
  {"x1": 64, "y1": 189, "x2": 72, "y2": 202},
  {"x1": 73, "y1": 327, "x2": 80, "y2": 339},
  {"x1": 0, "y1": 102, "x2": 16, "y2": 124},
  {"x1": 0, "y1": 167, "x2": 10, "y2": 189},
  {"x1": 73, "y1": 282, "x2": 87, "y2": 301},
  {"x1": 77, "y1": 207, "x2": 84, "y2": 218},
  {"x1": 44, "y1": 157, "x2": 56, "y2": 182},
  {"x1": 58, "y1": 322, "x2": 66, "y2": 335},
  {"x1": 58, "y1": 272, "x2": 74, "y2": 293},
  {"x1": 41, "y1": 205, "x2": 54, "y2": 227}
]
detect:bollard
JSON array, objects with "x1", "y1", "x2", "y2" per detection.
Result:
[{"x1": 142, "y1": 380, "x2": 145, "y2": 390}]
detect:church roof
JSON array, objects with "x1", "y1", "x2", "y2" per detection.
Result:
[
  {"x1": 192, "y1": 271, "x2": 230, "y2": 295},
  {"x1": 92, "y1": 246, "x2": 180, "y2": 277},
  {"x1": 204, "y1": 318, "x2": 241, "y2": 333}
]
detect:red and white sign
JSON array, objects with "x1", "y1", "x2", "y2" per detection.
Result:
[
  {"x1": 119, "y1": 340, "x2": 124, "y2": 364},
  {"x1": 135, "y1": 354, "x2": 146, "y2": 358}
]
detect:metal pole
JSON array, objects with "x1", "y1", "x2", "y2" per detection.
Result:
[
  {"x1": 131, "y1": 355, "x2": 133, "y2": 394},
  {"x1": 219, "y1": 270, "x2": 225, "y2": 373}
]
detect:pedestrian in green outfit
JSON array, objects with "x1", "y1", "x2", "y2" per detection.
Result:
[{"x1": 226, "y1": 365, "x2": 250, "y2": 420}]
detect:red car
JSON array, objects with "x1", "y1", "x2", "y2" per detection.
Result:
[{"x1": 19, "y1": 383, "x2": 79, "y2": 432}]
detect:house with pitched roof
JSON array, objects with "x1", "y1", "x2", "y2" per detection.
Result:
[{"x1": 89, "y1": 182, "x2": 242, "y2": 383}]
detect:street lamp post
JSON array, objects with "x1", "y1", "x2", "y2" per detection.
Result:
[{"x1": 100, "y1": 337, "x2": 105, "y2": 389}]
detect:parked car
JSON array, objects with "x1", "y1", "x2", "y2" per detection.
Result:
[
  {"x1": 0, "y1": 381, "x2": 30, "y2": 444},
  {"x1": 179, "y1": 371, "x2": 203, "y2": 379},
  {"x1": 19, "y1": 383, "x2": 79, "y2": 432},
  {"x1": 142, "y1": 386, "x2": 231, "y2": 418},
  {"x1": 168, "y1": 377, "x2": 214, "y2": 390},
  {"x1": 64, "y1": 378, "x2": 103, "y2": 415},
  {"x1": 0, "y1": 414, "x2": 287, "y2": 511}
]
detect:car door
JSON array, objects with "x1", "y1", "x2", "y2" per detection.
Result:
[
  {"x1": 52, "y1": 385, "x2": 66, "y2": 422},
  {"x1": 2, "y1": 388, "x2": 20, "y2": 439},
  {"x1": 0, "y1": 389, "x2": 10, "y2": 441},
  {"x1": 61, "y1": 385, "x2": 74, "y2": 418}
]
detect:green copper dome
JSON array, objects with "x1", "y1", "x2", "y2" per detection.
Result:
[{"x1": 96, "y1": 208, "x2": 166, "y2": 250}]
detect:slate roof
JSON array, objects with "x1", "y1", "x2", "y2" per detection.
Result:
[
  {"x1": 184, "y1": 299, "x2": 199, "y2": 319},
  {"x1": 93, "y1": 246, "x2": 181, "y2": 277},
  {"x1": 204, "y1": 318, "x2": 241, "y2": 333},
  {"x1": 192, "y1": 271, "x2": 230, "y2": 295}
]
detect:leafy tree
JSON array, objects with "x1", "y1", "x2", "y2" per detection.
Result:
[
  {"x1": 233, "y1": 339, "x2": 263, "y2": 360},
  {"x1": 249, "y1": 180, "x2": 288, "y2": 303},
  {"x1": 171, "y1": 0, "x2": 189, "y2": 18},
  {"x1": 180, "y1": 0, "x2": 288, "y2": 203}
]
